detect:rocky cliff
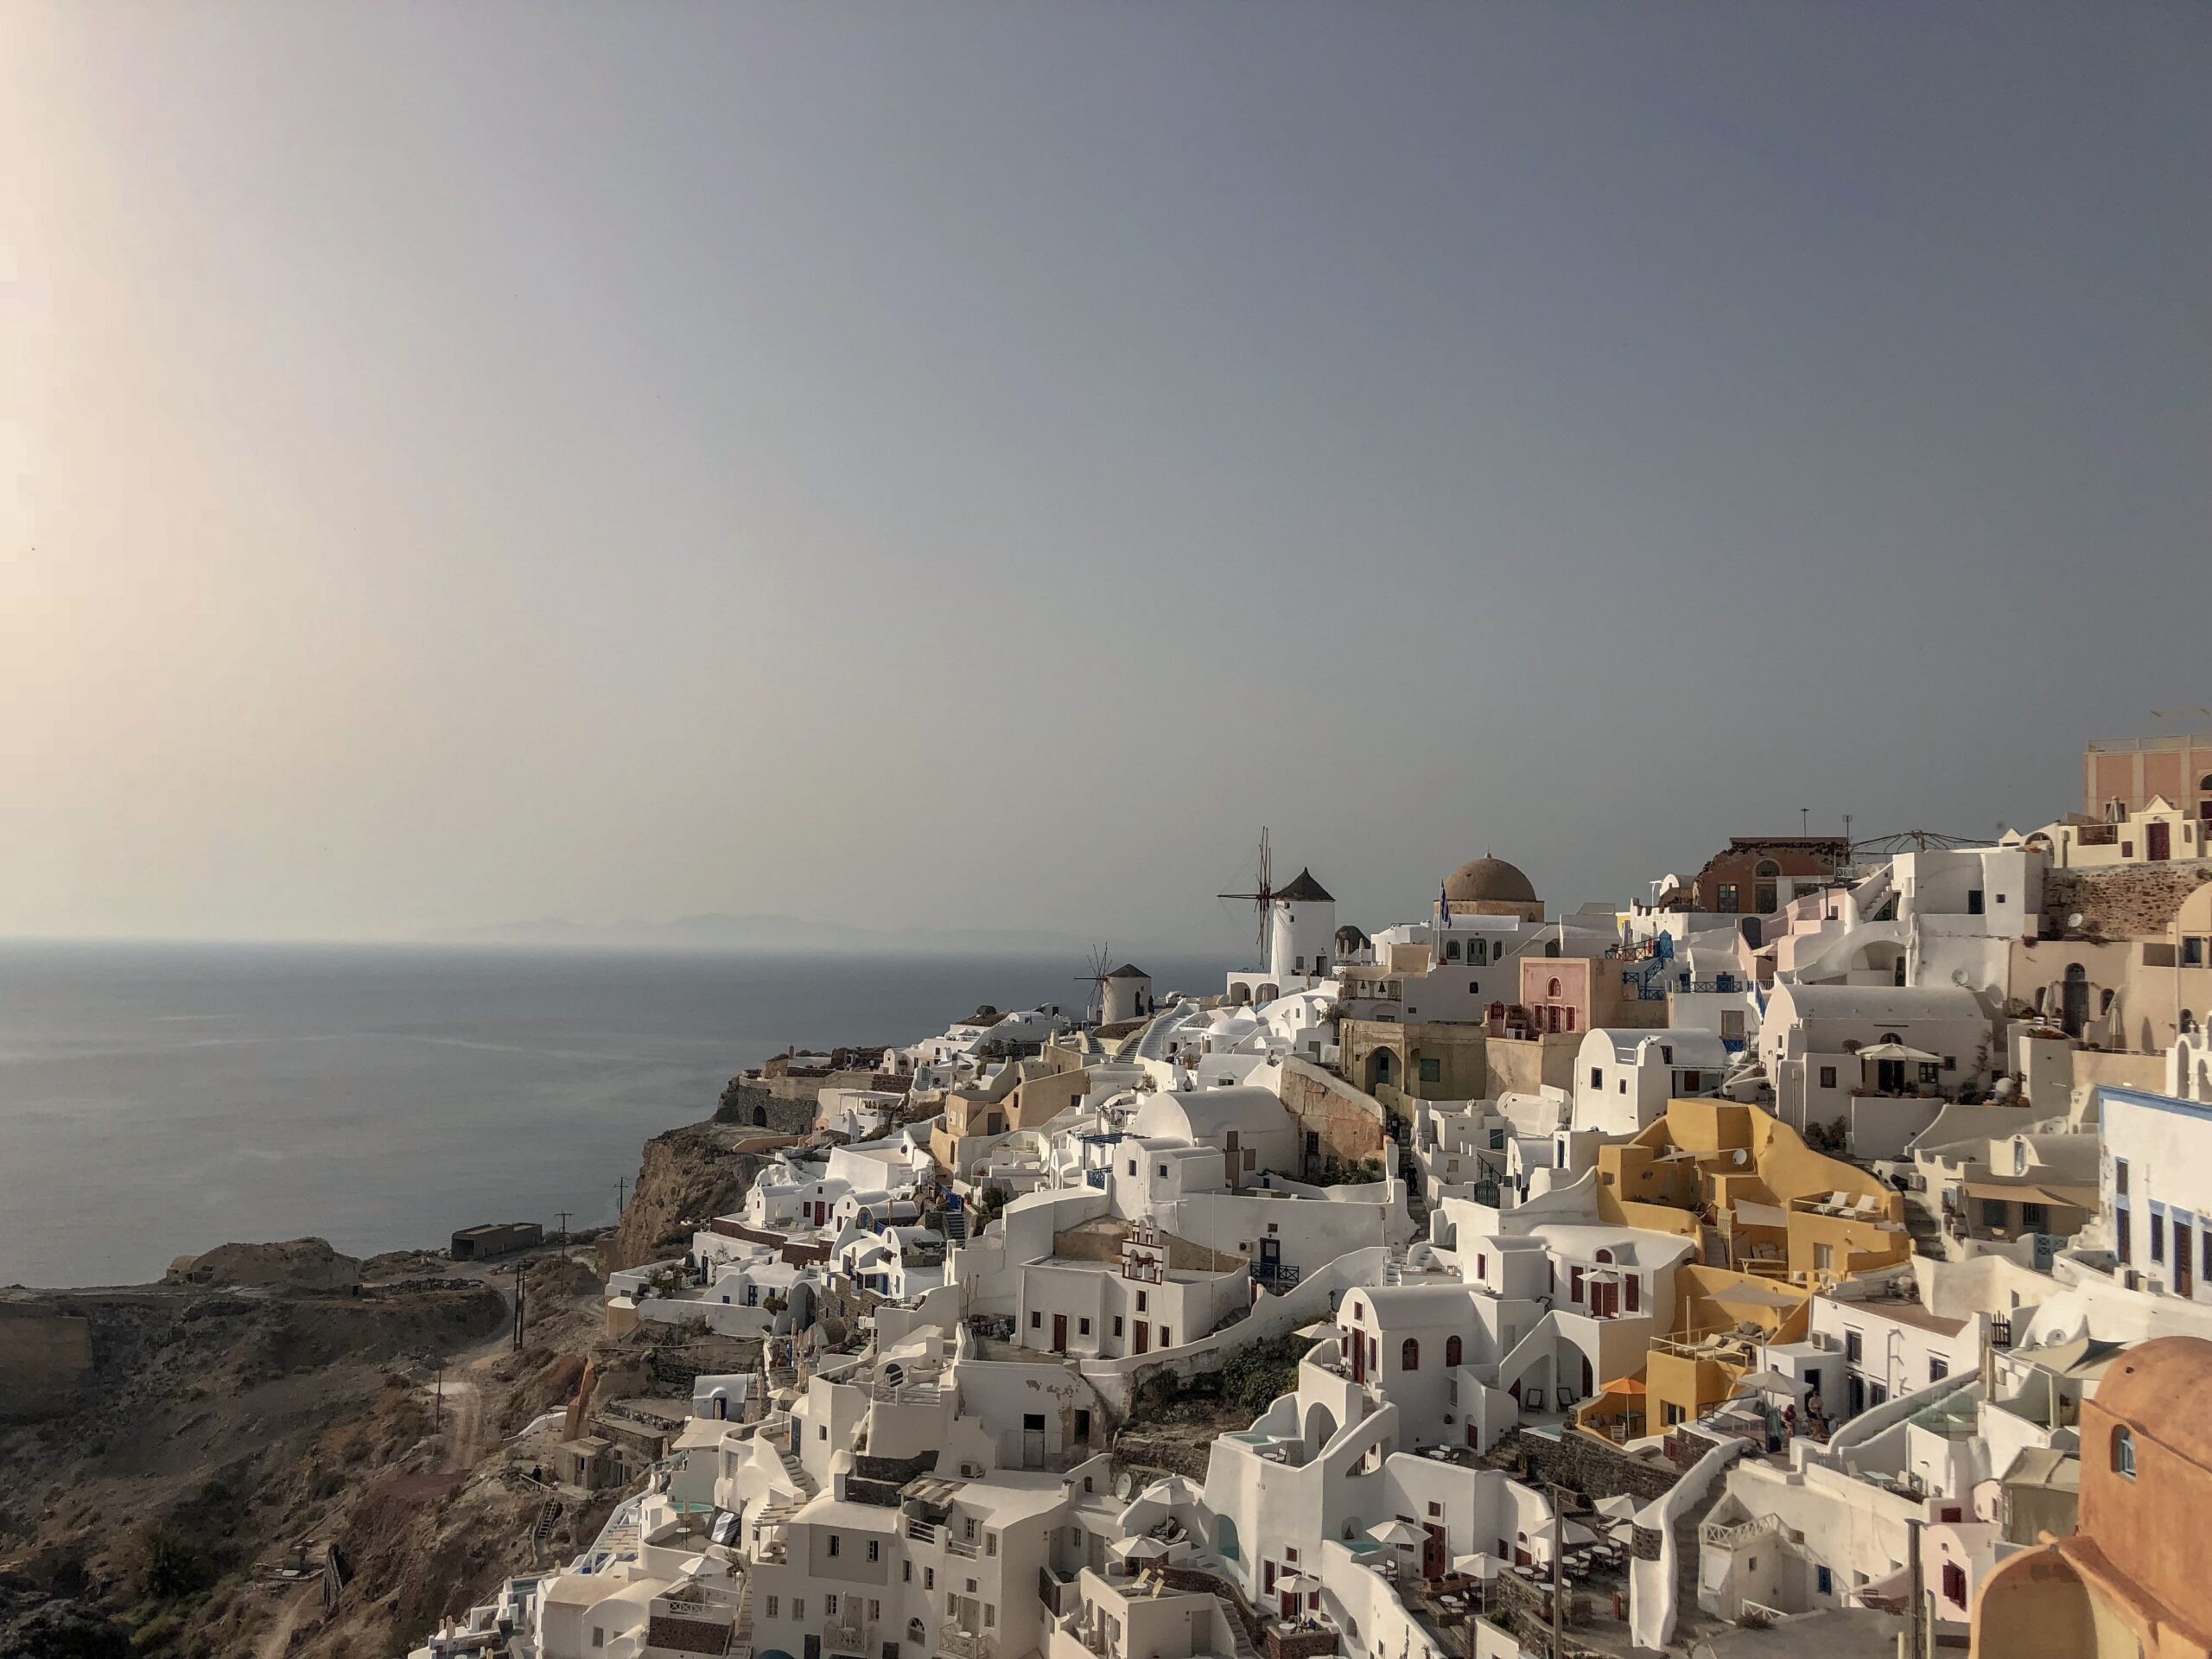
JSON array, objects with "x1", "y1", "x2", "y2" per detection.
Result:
[{"x1": 598, "y1": 1121, "x2": 792, "y2": 1274}]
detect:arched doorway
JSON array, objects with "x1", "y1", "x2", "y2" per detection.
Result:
[
  {"x1": 1876, "y1": 1033, "x2": 1907, "y2": 1095},
  {"x1": 2063, "y1": 963, "x2": 2089, "y2": 1039}
]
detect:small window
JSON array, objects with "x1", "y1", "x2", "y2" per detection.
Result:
[
  {"x1": 1967, "y1": 889, "x2": 1985, "y2": 915},
  {"x1": 2114, "y1": 1427, "x2": 2137, "y2": 1479},
  {"x1": 1113, "y1": 1316, "x2": 1124, "y2": 1337},
  {"x1": 765, "y1": 1597, "x2": 779, "y2": 1620},
  {"x1": 1029, "y1": 1312, "x2": 1042, "y2": 1330},
  {"x1": 825, "y1": 1595, "x2": 838, "y2": 1616},
  {"x1": 868, "y1": 1540, "x2": 880, "y2": 1562},
  {"x1": 1845, "y1": 1330, "x2": 1863, "y2": 1363},
  {"x1": 1136, "y1": 1290, "x2": 1148, "y2": 1312},
  {"x1": 1160, "y1": 1326, "x2": 1172, "y2": 1345},
  {"x1": 1591, "y1": 1068, "x2": 1604, "y2": 1090},
  {"x1": 2116, "y1": 1160, "x2": 2130, "y2": 1196},
  {"x1": 1820, "y1": 1065, "x2": 1838, "y2": 1090},
  {"x1": 2153, "y1": 1212, "x2": 2166, "y2": 1263},
  {"x1": 1402, "y1": 1338, "x2": 1420, "y2": 1370},
  {"x1": 1078, "y1": 1317, "x2": 1091, "y2": 1336},
  {"x1": 829, "y1": 1535, "x2": 841, "y2": 1557},
  {"x1": 1929, "y1": 1357, "x2": 1948, "y2": 1383},
  {"x1": 1446, "y1": 1335, "x2": 1463, "y2": 1366},
  {"x1": 1420, "y1": 1058, "x2": 1442, "y2": 1084}
]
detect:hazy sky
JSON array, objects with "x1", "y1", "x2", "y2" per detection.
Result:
[{"x1": 4, "y1": 3, "x2": 2208, "y2": 953}]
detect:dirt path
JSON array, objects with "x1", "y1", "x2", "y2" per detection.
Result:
[
  {"x1": 426, "y1": 1278, "x2": 518, "y2": 1474},
  {"x1": 254, "y1": 1580, "x2": 320, "y2": 1659}
]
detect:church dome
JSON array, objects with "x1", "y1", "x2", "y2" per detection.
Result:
[{"x1": 1443, "y1": 855, "x2": 1537, "y2": 906}]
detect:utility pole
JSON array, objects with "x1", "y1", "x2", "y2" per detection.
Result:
[
  {"x1": 616, "y1": 1176, "x2": 628, "y2": 1216},
  {"x1": 1549, "y1": 1489, "x2": 1563, "y2": 1659},
  {"x1": 556, "y1": 1210, "x2": 572, "y2": 1246},
  {"x1": 512, "y1": 1258, "x2": 526, "y2": 1352},
  {"x1": 1905, "y1": 1516, "x2": 1926, "y2": 1659}
]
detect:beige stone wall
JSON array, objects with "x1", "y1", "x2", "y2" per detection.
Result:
[
  {"x1": 1485, "y1": 1033, "x2": 1579, "y2": 1097},
  {"x1": 1279, "y1": 1057, "x2": 1388, "y2": 1170}
]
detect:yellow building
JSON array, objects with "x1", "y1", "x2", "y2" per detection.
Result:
[{"x1": 1580, "y1": 1098, "x2": 1911, "y2": 1437}]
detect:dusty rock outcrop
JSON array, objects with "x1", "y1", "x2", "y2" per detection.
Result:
[
  {"x1": 164, "y1": 1237, "x2": 362, "y2": 1292},
  {"x1": 598, "y1": 1123, "x2": 785, "y2": 1274}
]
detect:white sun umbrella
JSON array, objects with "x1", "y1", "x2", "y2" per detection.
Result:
[
  {"x1": 1735, "y1": 1368, "x2": 1806, "y2": 1397},
  {"x1": 1273, "y1": 1567, "x2": 1315, "y2": 1590},
  {"x1": 1111, "y1": 1535, "x2": 1172, "y2": 1563},
  {"x1": 1593, "y1": 1494, "x2": 1639, "y2": 1524},
  {"x1": 1856, "y1": 1040, "x2": 1940, "y2": 1063},
  {"x1": 1452, "y1": 1552, "x2": 1507, "y2": 1580},
  {"x1": 1368, "y1": 1520, "x2": 1426, "y2": 1547},
  {"x1": 1141, "y1": 1475, "x2": 1204, "y2": 1509}
]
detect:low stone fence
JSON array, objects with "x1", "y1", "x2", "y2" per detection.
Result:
[{"x1": 1479, "y1": 1428, "x2": 1682, "y2": 1505}]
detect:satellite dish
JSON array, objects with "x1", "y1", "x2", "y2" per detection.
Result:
[
  {"x1": 2068, "y1": 913, "x2": 2085, "y2": 929},
  {"x1": 1732, "y1": 1149, "x2": 1749, "y2": 1166},
  {"x1": 1115, "y1": 1471, "x2": 1135, "y2": 1500}
]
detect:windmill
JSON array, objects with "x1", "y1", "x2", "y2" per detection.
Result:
[
  {"x1": 1217, "y1": 827, "x2": 1275, "y2": 957},
  {"x1": 1075, "y1": 943, "x2": 1116, "y2": 1022}
]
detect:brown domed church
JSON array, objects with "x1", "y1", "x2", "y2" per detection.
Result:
[{"x1": 1440, "y1": 855, "x2": 1544, "y2": 923}]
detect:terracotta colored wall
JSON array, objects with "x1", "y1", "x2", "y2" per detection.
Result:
[
  {"x1": 2077, "y1": 1395, "x2": 2212, "y2": 1643},
  {"x1": 1972, "y1": 1549, "x2": 2099, "y2": 1659}
]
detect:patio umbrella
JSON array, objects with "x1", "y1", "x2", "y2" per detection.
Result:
[
  {"x1": 1367, "y1": 1520, "x2": 1426, "y2": 1548},
  {"x1": 1734, "y1": 1369, "x2": 1806, "y2": 1397},
  {"x1": 1111, "y1": 1536, "x2": 1171, "y2": 1562},
  {"x1": 1593, "y1": 1495, "x2": 1640, "y2": 1525},
  {"x1": 1856, "y1": 1041, "x2": 1940, "y2": 1063},
  {"x1": 1141, "y1": 1475, "x2": 1204, "y2": 1509},
  {"x1": 1273, "y1": 1568, "x2": 1314, "y2": 1592},
  {"x1": 1452, "y1": 1552, "x2": 1507, "y2": 1580}
]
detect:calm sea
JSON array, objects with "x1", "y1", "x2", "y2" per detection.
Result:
[{"x1": 0, "y1": 941, "x2": 1231, "y2": 1288}]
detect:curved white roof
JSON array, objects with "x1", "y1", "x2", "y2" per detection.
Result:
[
  {"x1": 1581, "y1": 1027, "x2": 1732, "y2": 1066},
  {"x1": 1129, "y1": 1084, "x2": 1294, "y2": 1146},
  {"x1": 1529, "y1": 1223, "x2": 1697, "y2": 1270}
]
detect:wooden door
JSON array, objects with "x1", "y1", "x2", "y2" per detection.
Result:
[
  {"x1": 1351, "y1": 1333, "x2": 1365, "y2": 1382},
  {"x1": 2150, "y1": 821, "x2": 2172, "y2": 861},
  {"x1": 1134, "y1": 1321, "x2": 1149, "y2": 1355},
  {"x1": 2179, "y1": 1224, "x2": 2195, "y2": 1296},
  {"x1": 1421, "y1": 1523, "x2": 1447, "y2": 1580},
  {"x1": 1052, "y1": 1314, "x2": 1067, "y2": 1353}
]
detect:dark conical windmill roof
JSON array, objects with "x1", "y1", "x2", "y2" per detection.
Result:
[
  {"x1": 1106, "y1": 963, "x2": 1150, "y2": 979},
  {"x1": 1276, "y1": 868, "x2": 1333, "y2": 903}
]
